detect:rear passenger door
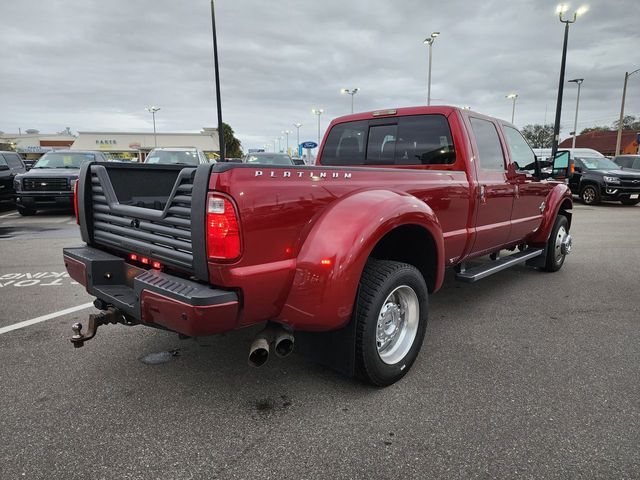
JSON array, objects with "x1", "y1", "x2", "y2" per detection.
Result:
[{"x1": 467, "y1": 117, "x2": 514, "y2": 255}]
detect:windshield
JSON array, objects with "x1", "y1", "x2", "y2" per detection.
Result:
[
  {"x1": 244, "y1": 154, "x2": 293, "y2": 165},
  {"x1": 32, "y1": 152, "x2": 95, "y2": 169},
  {"x1": 145, "y1": 150, "x2": 200, "y2": 165},
  {"x1": 577, "y1": 157, "x2": 620, "y2": 170}
]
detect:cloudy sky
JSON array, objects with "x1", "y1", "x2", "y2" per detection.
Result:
[{"x1": 1, "y1": 0, "x2": 638, "y2": 150}]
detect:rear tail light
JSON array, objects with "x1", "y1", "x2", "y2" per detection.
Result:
[
  {"x1": 73, "y1": 179, "x2": 79, "y2": 224},
  {"x1": 206, "y1": 193, "x2": 241, "y2": 261}
]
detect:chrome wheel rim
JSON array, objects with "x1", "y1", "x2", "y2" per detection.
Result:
[
  {"x1": 376, "y1": 285, "x2": 419, "y2": 365},
  {"x1": 554, "y1": 226, "x2": 570, "y2": 263},
  {"x1": 582, "y1": 187, "x2": 596, "y2": 204}
]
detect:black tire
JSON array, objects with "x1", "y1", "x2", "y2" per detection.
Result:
[
  {"x1": 621, "y1": 199, "x2": 640, "y2": 206},
  {"x1": 17, "y1": 206, "x2": 36, "y2": 216},
  {"x1": 354, "y1": 259, "x2": 428, "y2": 387},
  {"x1": 580, "y1": 184, "x2": 600, "y2": 205},
  {"x1": 543, "y1": 215, "x2": 570, "y2": 272}
]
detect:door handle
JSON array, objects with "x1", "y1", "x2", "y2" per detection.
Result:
[{"x1": 479, "y1": 185, "x2": 486, "y2": 204}]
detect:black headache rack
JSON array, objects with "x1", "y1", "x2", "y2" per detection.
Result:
[{"x1": 77, "y1": 161, "x2": 213, "y2": 282}]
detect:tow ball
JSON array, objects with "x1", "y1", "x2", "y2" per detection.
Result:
[{"x1": 70, "y1": 307, "x2": 127, "y2": 348}]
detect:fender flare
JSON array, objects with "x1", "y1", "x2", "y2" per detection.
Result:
[
  {"x1": 529, "y1": 183, "x2": 573, "y2": 246},
  {"x1": 278, "y1": 189, "x2": 444, "y2": 331}
]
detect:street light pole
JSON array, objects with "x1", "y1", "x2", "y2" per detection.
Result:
[
  {"x1": 281, "y1": 130, "x2": 291, "y2": 153},
  {"x1": 293, "y1": 123, "x2": 302, "y2": 154},
  {"x1": 146, "y1": 106, "x2": 161, "y2": 147},
  {"x1": 615, "y1": 69, "x2": 640, "y2": 155},
  {"x1": 506, "y1": 93, "x2": 518, "y2": 124},
  {"x1": 423, "y1": 32, "x2": 440, "y2": 106},
  {"x1": 312, "y1": 108, "x2": 324, "y2": 146},
  {"x1": 340, "y1": 88, "x2": 360, "y2": 114},
  {"x1": 568, "y1": 78, "x2": 584, "y2": 148},
  {"x1": 551, "y1": 4, "x2": 588, "y2": 159}
]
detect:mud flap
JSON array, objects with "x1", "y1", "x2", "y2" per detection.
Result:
[
  {"x1": 294, "y1": 318, "x2": 356, "y2": 377},
  {"x1": 525, "y1": 245, "x2": 548, "y2": 268}
]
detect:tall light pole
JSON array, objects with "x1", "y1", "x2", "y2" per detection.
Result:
[
  {"x1": 340, "y1": 88, "x2": 359, "y2": 114},
  {"x1": 146, "y1": 106, "x2": 161, "y2": 147},
  {"x1": 281, "y1": 130, "x2": 291, "y2": 153},
  {"x1": 568, "y1": 78, "x2": 584, "y2": 148},
  {"x1": 312, "y1": 108, "x2": 324, "y2": 146},
  {"x1": 550, "y1": 4, "x2": 588, "y2": 159},
  {"x1": 293, "y1": 123, "x2": 302, "y2": 154},
  {"x1": 615, "y1": 68, "x2": 640, "y2": 155},
  {"x1": 423, "y1": 32, "x2": 440, "y2": 106},
  {"x1": 506, "y1": 93, "x2": 518, "y2": 124}
]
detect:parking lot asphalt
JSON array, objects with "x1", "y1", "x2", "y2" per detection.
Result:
[{"x1": 0, "y1": 202, "x2": 638, "y2": 479}]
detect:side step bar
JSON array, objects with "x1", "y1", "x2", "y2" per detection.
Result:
[{"x1": 455, "y1": 248, "x2": 544, "y2": 283}]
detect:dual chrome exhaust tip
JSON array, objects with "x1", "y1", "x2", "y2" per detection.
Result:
[{"x1": 248, "y1": 323, "x2": 295, "y2": 367}]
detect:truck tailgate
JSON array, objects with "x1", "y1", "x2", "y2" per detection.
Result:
[{"x1": 77, "y1": 161, "x2": 212, "y2": 281}]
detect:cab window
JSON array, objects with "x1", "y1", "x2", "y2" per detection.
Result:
[
  {"x1": 503, "y1": 126, "x2": 536, "y2": 173},
  {"x1": 322, "y1": 114, "x2": 456, "y2": 167}
]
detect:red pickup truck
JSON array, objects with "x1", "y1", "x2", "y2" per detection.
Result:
[{"x1": 64, "y1": 106, "x2": 573, "y2": 386}]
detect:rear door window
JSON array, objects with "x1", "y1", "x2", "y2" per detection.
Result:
[
  {"x1": 470, "y1": 117, "x2": 506, "y2": 171},
  {"x1": 322, "y1": 114, "x2": 455, "y2": 166}
]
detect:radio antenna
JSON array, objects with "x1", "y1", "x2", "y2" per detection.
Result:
[{"x1": 210, "y1": 0, "x2": 226, "y2": 161}]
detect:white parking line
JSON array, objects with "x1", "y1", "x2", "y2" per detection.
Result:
[
  {"x1": 0, "y1": 212, "x2": 18, "y2": 218},
  {"x1": 0, "y1": 302, "x2": 94, "y2": 335}
]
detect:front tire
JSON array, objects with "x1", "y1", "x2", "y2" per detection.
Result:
[
  {"x1": 17, "y1": 206, "x2": 36, "y2": 216},
  {"x1": 543, "y1": 215, "x2": 570, "y2": 272},
  {"x1": 354, "y1": 259, "x2": 428, "y2": 387},
  {"x1": 580, "y1": 184, "x2": 600, "y2": 205}
]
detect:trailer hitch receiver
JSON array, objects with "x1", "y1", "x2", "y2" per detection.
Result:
[{"x1": 70, "y1": 307, "x2": 127, "y2": 348}]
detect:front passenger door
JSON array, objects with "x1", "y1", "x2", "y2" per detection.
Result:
[{"x1": 502, "y1": 126, "x2": 550, "y2": 242}]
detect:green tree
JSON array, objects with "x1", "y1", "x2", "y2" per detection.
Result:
[
  {"x1": 580, "y1": 126, "x2": 611, "y2": 135},
  {"x1": 222, "y1": 122, "x2": 243, "y2": 158},
  {"x1": 521, "y1": 124, "x2": 554, "y2": 148},
  {"x1": 612, "y1": 115, "x2": 640, "y2": 131}
]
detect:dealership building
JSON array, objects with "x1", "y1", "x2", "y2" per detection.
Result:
[
  {"x1": 0, "y1": 132, "x2": 76, "y2": 162},
  {"x1": 70, "y1": 128, "x2": 220, "y2": 161}
]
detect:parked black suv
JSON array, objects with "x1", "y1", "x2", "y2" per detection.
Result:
[
  {"x1": 0, "y1": 151, "x2": 27, "y2": 204},
  {"x1": 569, "y1": 155, "x2": 640, "y2": 205},
  {"x1": 14, "y1": 150, "x2": 107, "y2": 215}
]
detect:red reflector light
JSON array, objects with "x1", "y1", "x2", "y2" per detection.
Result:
[
  {"x1": 129, "y1": 253, "x2": 138, "y2": 261},
  {"x1": 206, "y1": 193, "x2": 241, "y2": 260},
  {"x1": 140, "y1": 257, "x2": 150, "y2": 265},
  {"x1": 152, "y1": 261, "x2": 162, "y2": 269},
  {"x1": 320, "y1": 259, "x2": 332, "y2": 266}
]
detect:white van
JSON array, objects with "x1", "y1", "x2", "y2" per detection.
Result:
[{"x1": 533, "y1": 148, "x2": 604, "y2": 163}]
